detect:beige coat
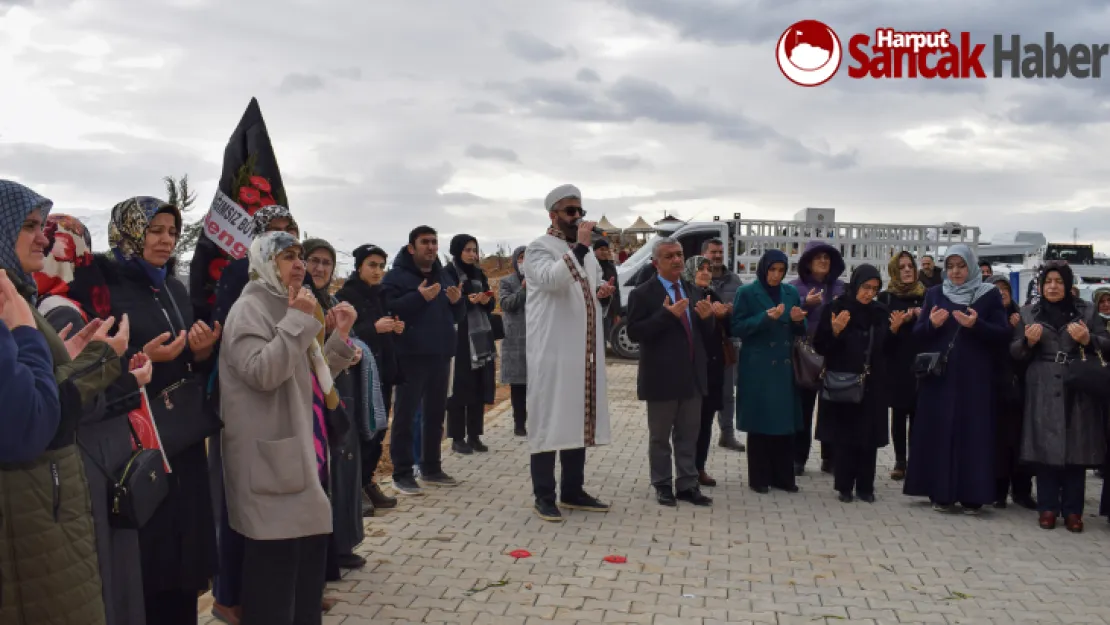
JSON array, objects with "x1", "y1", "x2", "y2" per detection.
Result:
[{"x1": 219, "y1": 281, "x2": 357, "y2": 540}]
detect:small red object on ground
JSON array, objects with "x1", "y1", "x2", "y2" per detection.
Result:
[
  {"x1": 603, "y1": 555, "x2": 627, "y2": 564},
  {"x1": 509, "y1": 549, "x2": 532, "y2": 559}
]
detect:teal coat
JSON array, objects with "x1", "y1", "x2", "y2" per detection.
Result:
[{"x1": 731, "y1": 281, "x2": 806, "y2": 435}]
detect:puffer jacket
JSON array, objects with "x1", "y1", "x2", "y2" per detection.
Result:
[{"x1": 1, "y1": 303, "x2": 122, "y2": 625}]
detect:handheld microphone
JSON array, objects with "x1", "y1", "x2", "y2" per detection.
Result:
[{"x1": 574, "y1": 218, "x2": 606, "y2": 236}]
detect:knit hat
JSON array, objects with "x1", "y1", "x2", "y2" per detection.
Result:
[
  {"x1": 544, "y1": 184, "x2": 580, "y2": 211},
  {"x1": 592, "y1": 239, "x2": 610, "y2": 250},
  {"x1": 352, "y1": 243, "x2": 387, "y2": 271}
]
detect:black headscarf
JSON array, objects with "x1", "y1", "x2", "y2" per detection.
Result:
[
  {"x1": 757, "y1": 249, "x2": 789, "y2": 304},
  {"x1": 841, "y1": 264, "x2": 883, "y2": 329},
  {"x1": 1038, "y1": 262, "x2": 1076, "y2": 329},
  {"x1": 450, "y1": 233, "x2": 479, "y2": 279}
]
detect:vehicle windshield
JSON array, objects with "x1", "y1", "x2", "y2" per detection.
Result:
[
  {"x1": 619, "y1": 234, "x2": 658, "y2": 267},
  {"x1": 1045, "y1": 244, "x2": 1094, "y2": 265}
]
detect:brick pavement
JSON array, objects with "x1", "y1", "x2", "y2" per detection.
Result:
[{"x1": 200, "y1": 360, "x2": 1110, "y2": 624}]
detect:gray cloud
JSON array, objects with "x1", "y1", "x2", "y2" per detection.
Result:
[
  {"x1": 464, "y1": 144, "x2": 521, "y2": 163},
  {"x1": 576, "y1": 67, "x2": 602, "y2": 82},
  {"x1": 279, "y1": 73, "x2": 325, "y2": 93},
  {"x1": 1003, "y1": 91, "x2": 1110, "y2": 127},
  {"x1": 599, "y1": 154, "x2": 649, "y2": 170},
  {"x1": 331, "y1": 67, "x2": 362, "y2": 80},
  {"x1": 504, "y1": 30, "x2": 567, "y2": 63}
]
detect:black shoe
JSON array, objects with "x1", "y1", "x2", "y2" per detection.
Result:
[
  {"x1": 857, "y1": 493, "x2": 875, "y2": 503},
  {"x1": 793, "y1": 462, "x2": 805, "y2": 477},
  {"x1": 750, "y1": 485, "x2": 770, "y2": 494},
  {"x1": 838, "y1": 492, "x2": 854, "y2": 503},
  {"x1": 1013, "y1": 495, "x2": 1038, "y2": 510},
  {"x1": 393, "y1": 476, "x2": 424, "y2": 496},
  {"x1": 421, "y1": 471, "x2": 458, "y2": 487},
  {"x1": 468, "y1": 437, "x2": 489, "y2": 453},
  {"x1": 774, "y1": 484, "x2": 800, "y2": 493},
  {"x1": 656, "y1": 486, "x2": 677, "y2": 507},
  {"x1": 361, "y1": 496, "x2": 375, "y2": 518},
  {"x1": 676, "y1": 488, "x2": 712, "y2": 506},
  {"x1": 336, "y1": 553, "x2": 366, "y2": 569},
  {"x1": 365, "y1": 482, "x2": 397, "y2": 509},
  {"x1": 820, "y1": 460, "x2": 834, "y2": 474},
  {"x1": 452, "y1": 440, "x2": 473, "y2": 455},
  {"x1": 719, "y1": 436, "x2": 746, "y2": 452},
  {"x1": 560, "y1": 492, "x2": 610, "y2": 512},
  {"x1": 514, "y1": 425, "x2": 527, "y2": 437},
  {"x1": 534, "y1": 499, "x2": 563, "y2": 522},
  {"x1": 993, "y1": 499, "x2": 1008, "y2": 509}
]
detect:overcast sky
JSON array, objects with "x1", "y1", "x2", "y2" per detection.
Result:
[{"x1": 1, "y1": 0, "x2": 1108, "y2": 271}]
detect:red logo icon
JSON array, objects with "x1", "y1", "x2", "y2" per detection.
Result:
[{"x1": 776, "y1": 20, "x2": 843, "y2": 87}]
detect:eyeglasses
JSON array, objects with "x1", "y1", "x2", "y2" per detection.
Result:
[
  {"x1": 307, "y1": 257, "x2": 333, "y2": 269},
  {"x1": 563, "y1": 206, "x2": 586, "y2": 217}
]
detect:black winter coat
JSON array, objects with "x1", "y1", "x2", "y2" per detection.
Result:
[
  {"x1": 445, "y1": 262, "x2": 496, "y2": 406},
  {"x1": 335, "y1": 276, "x2": 400, "y2": 386},
  {"x1": 876, "y1": 290, "x2": 924, "y2": 414}
]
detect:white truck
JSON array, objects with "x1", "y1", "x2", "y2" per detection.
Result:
[{"x1": 608, "y1": 208, "x2": 981, "y2": 359}]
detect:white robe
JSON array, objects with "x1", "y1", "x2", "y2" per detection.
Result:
[{"x1": 523, "y1": 234, "x2": 611, "y2": 454}]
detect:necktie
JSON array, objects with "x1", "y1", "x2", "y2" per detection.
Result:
[{"x1": 671, "y1": 282, "x2": 693, "y2": 360}]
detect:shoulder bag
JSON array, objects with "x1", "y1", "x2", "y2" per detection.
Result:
[
  {"x1": 819, "y1": 326, "x2": 873, "y2": 404},
  {"x1": 792, "y1": 337, "x2": 824, "y2": 391},
  {"x1": 1064, "y1": 345, "x2": 1110, "y2": 398},
  {"x1": 914, "y1": 326, "x2": 961, "y2": 379},
  {"x1": 78, "y1": 419, "x2": 168, "y2": 529}
]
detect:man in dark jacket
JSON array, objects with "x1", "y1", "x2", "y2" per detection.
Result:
[
  {"x1": 702, "y1": 238, "x2": 745, "y2": 452},
  {"x1": 593, "y1": 239, "x2": 621, "y2": 345},
  {"x1": 626, "y1": 238, "x2": 715, "y2": 508},
  {"x1": 918, "y1": 254, "x2": 943, "y2": 288},
  {"x1": 381, "y1": 226, "x2": 465, "y2": 495}
]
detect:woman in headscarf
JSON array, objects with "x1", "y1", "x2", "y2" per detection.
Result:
[
  {"x1": 303, "y1": 238, "x2": 367, "y2": 581},
  {"x1": 789, "y1": 240, "x2": 846, "y2": 475},
  {"x1": 208, "y1": 204, "x2": 299, "y2": 623},
  {"x1": 1011, "y1": 262, "x2": 1108, "y2": 532},
  {"x1": 731, "y1": 249, "x2": 807, "y2": 494},
  {"x1": 876, "y1": 251, "x2": 925, "y2": 480},
  {"x1": 220, "y1": 231, "x2": 358, "y2": 625},
  {"x1": 33, "y1": 213, "x2": 104, "y2": 331},
  {"x1": 904, "y1": 244, "x2": 1010, "y2": 513},
  {"x1": 986, "y1": 275, "x2": 1036, "y2": 510},
  {"x1": 1092, "y1": 287, "x2": 1110, "y2": 332},
  {"x1": 336, "y1": 243, "x2": 402, "y2": 510},
  {"x1": 73, "y1": 196, "x2": 220, "y2": 624},
  {"x1": 686, "y1": 255, "x2": 733, "y2": 488},
  {"x1": 1097, "y1": 288, "x2": 1110, "y2": 513},
  {"x1": 814, "y1": 264, "x2": 897, "y2": 503},
  {"x1": 498, "y1": 245, "x2": 529, "y2": 436},
  {"x1": 445, "y1": 234, "x2": 496, "y2": 455},
  {"x1": 0, "y1": 180, "x2": 136, "y2": 625}
]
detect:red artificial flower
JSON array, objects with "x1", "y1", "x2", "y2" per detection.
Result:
[
  {"x1": 602, "y1": 555, "x2": 627, "y2": 564},
  {"x1": 239, "y1": 187, "x2": 261, "y2": 207},
  {"x1": 258, "y1": 193, "x2": 275, "y2": 207},
  {"x1": 90, "y1": 285, "x2": 112, "y2": 319},
  {"x1": 208, "y1": 257, "x2": 231, "y2": 282},
  {"x1": 249, "y1": 176, "x2": 272, "y2": 193},
  {"x1": 508, "y1": 550, "x2": 531, "y2": 559}
]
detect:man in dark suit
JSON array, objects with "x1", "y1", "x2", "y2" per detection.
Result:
[{"x1": 626, "y1": 237, "x2": 715, "y2": 507}]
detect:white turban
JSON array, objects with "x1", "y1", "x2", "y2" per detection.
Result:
[{"x1": 544, "y1": 184, "x2": 581, "y2": 211}]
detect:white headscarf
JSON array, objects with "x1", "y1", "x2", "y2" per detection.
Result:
[
  {"x1": 247, "y1": 231, "x2": 338, "y2": 403},
  {"x1": 941, "y1": 244, "x2": 996, "y2": 306}
]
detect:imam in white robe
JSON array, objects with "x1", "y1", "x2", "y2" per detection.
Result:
[{"x1": 523, "y1": 233, "x2": 611, "y2": 454}]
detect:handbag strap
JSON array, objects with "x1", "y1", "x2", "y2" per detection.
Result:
[
  {"x1": 862, "y1": 326, "x2": 874, "y2": 376},
  {"x1": 941, "y1": 326, "x2": 962, "y2": 363},
  {"x1": 75, "y1": 416, "x2": 143, "y2": 483}
]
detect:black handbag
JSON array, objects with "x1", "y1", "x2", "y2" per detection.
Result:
[
  {"x1": 820, "y1": 327, "x2": 873, "y2": 404},
  {"x1": 79, "y1": 420, "x2": 168, "y2": 530},
  {"x1": 1064, "y1": 346, "x2": 1110, "y2": 398},
  {"x1": 491, "y1": 313, "x2": 505, "y2": 342},
  {"x1": 914, "y1": 327, "x2": 961, "y2": 379},
  {"x1": 150, "y1": 287, "x2": 223, "y2": 457},
  {"x1": 792, "y1": 337, "x2": 824, "y2": 391}
]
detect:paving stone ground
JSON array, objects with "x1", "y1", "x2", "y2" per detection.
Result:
[{"x1": 200, "y1": 360, "x2": 1110, "y2": 624}]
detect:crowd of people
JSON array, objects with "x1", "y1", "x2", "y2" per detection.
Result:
[{"x1": 2, "y1": 177, "x2": 1109, "y2": 625}]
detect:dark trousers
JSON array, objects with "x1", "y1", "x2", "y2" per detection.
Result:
[
  {"x1": 210, "y1": 435, "x2": 244, "y2": 608},
  {"x1": 747, "y1": 433, "x2": 795, "y2": 490},
  {"x1": 891, "y1": 409, "x2": 914, "y2": 466},
  {"x1": 646, "y1": 396, "x2": 702, "y2": 492},
  {"x1": 391, "y1": 355, "x2": 450, "y2": 479},
  {"x1": 360, "y1": 429, "x2": 388, "y2": 486},
  {"x1": 995, "y1": 472, "x2": 1033, "y2": 502},
  {"x1": 144, "y1": 589, "x2": 198, "y2": 625},
  {"x1": 834, "y1": 446, "x2": 878, "y2": 497},
  {"x1": 695, "y1": 395, "x2": 717, "y2": 471},
  {"x1": 1037, "y1": 465, "x2": 1087, "y2": 517},
  {"x1": 448, "y1": 401, "x2": 485, "y2": 441},
  {"x1": 510, "y1": 384, "x2": 527, "y2": 429},
  {"x1": 531, "y1": 447, "x2": 586, "y2": 504},
  {"x1": 241, "y1": 534, "x2": 329, "y2": 625},
  {"x1": 796, "y1": 389, "x2": 832, "y2": 467}
]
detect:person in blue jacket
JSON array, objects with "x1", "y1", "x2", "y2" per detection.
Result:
[{"x1": 0, "y1": 268, "x2": 60, "y2": 462}]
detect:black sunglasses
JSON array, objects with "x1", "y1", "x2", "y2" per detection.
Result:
[{"x1": 562, "y1": 206, "x2": 586, "y2": 217}]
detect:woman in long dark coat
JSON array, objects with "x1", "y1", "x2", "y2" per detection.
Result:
[
  {"x1": 445, "y1": 234, "x2": 496, "y2": 454},
  {"x1": 498, "y1": 246, "x2": 528, "y2": 437},
  {"x1": 82, "y1": 197, "x2": 219, "y2": 624},
  {"x1": 876, "y1": 251, "x2": 925, "y2": 481},
  {"x1": 731, "y1": 249, "x2": 807, "y2": 494},
  {"x1": 986, "y1": 275, "x2": 1036, "y2": 510},
  {"x1": 904, "y1": 244, "x2": 1010, "y2": 513},
  {"x1": 814, "y1": 264, "x2": 896, "y2": 503},
  {"x1": 686, "y1": 255, "x2": 732, "y2": 487},
  {"x1": 1011, "y1": 263, "x2": 1108, "y2": 532}
]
